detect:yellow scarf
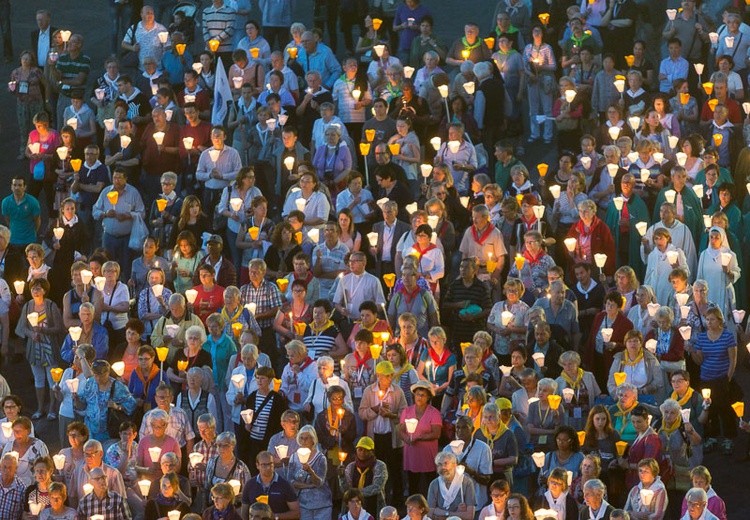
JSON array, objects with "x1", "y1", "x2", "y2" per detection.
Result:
[
  {"x1": 395, "y1": 362, "x2": 414, "y2": 379},
  {"x1": 461, "y1": 365, "x2": 483, "y2": 382},
  {"x1": 221, "y1": 305, "x2": 242, "y2": 326},
  {"x1": 622, "y1": 349, "x2": 644, "y2": 367},
  {"x1": 310, "y1": 319, "x2": 335, "y2": 334},
  {"x1": 357, "y1": 466, "x2": 370, "y2": 487},
  {"x1": 660, "y1": 416, "x2": 681, "y2": 436},
  {"x1": 562, "y1": 368, "x2": 584, "y2": 389},
  {"x1": 480, "y1": 423, "x2": 508, "y2": 450},
  {"x1": 671, "y1": 387, "x2": 694, "y2": 408},
  {"x1": 614, "y1": 401, "x2": 638, "y2": 417}
]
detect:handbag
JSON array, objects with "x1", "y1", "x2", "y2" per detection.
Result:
[
  {"x1": 107, "y1": 380, "x2": 137, "y2": 438},
  {"x1": 129, "y1": 213, "x2": 149, "y2": 250},
  {"x1": 212, "y1": 187, "x2": 228, "y2": 232},
  {"x1": 121, "y1": 24, "x2": 140, "y2": 70}
]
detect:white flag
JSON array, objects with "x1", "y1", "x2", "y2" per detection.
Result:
[{"x1": 212, "y1": 57, "x2": 233, "y2": 126}]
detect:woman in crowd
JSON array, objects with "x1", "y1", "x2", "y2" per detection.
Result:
[
  {"x1": 75, "y1": 359, "x2": 136, "y2": 441},
  {"x1": 586, "y1": 290, "x2": 634, "y2": 391},
  {"x1": 680, "y1": 466, "x2": 726, "y2": 520},
  {"x1": 99, "y1": 261, "x2": 130, "y2": 348},
  {"x1": 695, "y1": 227, "x2": 740, "y2": 320},
  {"x1": 288, "y1": 425, "x2": 331, "y2": 520},
  {"x1": 623, "y1": 458, "x2": 668, "y2": 520},
  {"x1": 130, "y1": 237, "x2": 169, "y2": 297},
  {"x1": 526, "y1": 378, "x2": 564, "y2": 451},
  {"x1": 532, "y1": 467, "x2": 579, "y2": 520},
  {"x1": 16, "y1": 278, "x2": 64, "y2": 420},
  {"x1": 582, "y1": 405, "x2": 622, "y2": 488},
  {"x1": 237, "y1": 195, "x2": 274, "y2": 283},
  {"x1": 144, "y1": 472, "x2": 191, "y2": 520},
  {"x1": 170, "y1": 195, "x2": 211, "y2": 249},
  {"x1": 172, "y1": 231, "x2": 206, "y2": 295},
  {"x1": 607, "y1": 330, "x2": 664, "y2": 402},
  {"x1": 136, "y1": 268, "x2": 172, "y2": 341},
  {"x1": 1, "y1": 417, "x2": 48, "y2": 486},
  {"x1": 570, "y1": 454, "x2": 602, "y2": 507},
  {"x1": 538, "y1": 425, "x2": 584, "y2": 487},
  {"x1": 204, "y1": 432, "x2": 251, "y2": 495},
  {"x1": 217, "y1": 167, "x2": 262, "y2": 269},
  {"x1": 556, "y1": 350, "x2": 601, "y2": 431},
  {"x1": 264, "y1": 221, "x2": 302, "y2": 280}
]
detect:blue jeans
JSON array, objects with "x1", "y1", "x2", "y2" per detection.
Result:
[{"x1": 103, "y1": 232, "x2": 132, "y2": 280}]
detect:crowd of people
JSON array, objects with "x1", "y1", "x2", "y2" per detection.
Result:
[{"x1": 0, "y1": 0, "x2": 748, "y2": 519}]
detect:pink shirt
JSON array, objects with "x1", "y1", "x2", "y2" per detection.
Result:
[
  {"x1": 400, "y1": 404, "x2": 441, "y2": 473},
  {"x1": 136, "y1": 434, "x2": 181, "y2": 478}
]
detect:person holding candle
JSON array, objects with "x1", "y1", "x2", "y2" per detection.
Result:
[
  {"x1": 204, "y1": 431, "x2": 251, "y2": 501},
  {"x1": 136, "y1": 268, "x2": 172, "y2": 340},
  {"x1": 569, "y1": 454, "x2": 602, "y2": 507},
  {"x1": 126, "y1": 344, "x2": 160, "y2": 413},
  {"x1": 288, "y1": 425, "x2": 331, "y2": 520},
  {"x1": 144, "y1": 471, "x2": 191, "y2": 520},
  {"x1": 538, "y1": 425, "x2": 584, "y2": 489},
  {"x1": 555, "y1": 350, "x2": 601, "y2": 431},
  {"x1": 580, "y1": 479, "x2": 615, "y2": 520},
  {"x1": 267, "y1": 410, "x2": 300, "y2": 480},
  {"x1": 336, "y1": 436, "x2": 385, "y2": 515},
  {"x1": 150, "y1": 294, "x2": 205, "y2": 362},
  {"x1": 135, "y1": 409, "x2": 181, "y2": 480},
  {"x1": 219, "y1": 286, "x2": 261, "y2": 341},
  {"x1": 274, "y1": 279, "x2": 313, "y2": 345},
  {"x1": 170, "y1": 231, "x2": 205, "y2": 294},
  {"x1": 130, "y1": 237, "x2": 170, "y2": 298},
  {"x1": 532, "y1": 467, "x2": 579, "y2": 520},
  {"x1": 188, "y1": 414, "x2": 219, "y2": 511},
  {"x1": 170, "y1": 197, "x2": 211, "y2": 257},
  {"x1": 509, "y1": 231, "x2": 556, "y2": 304},
  {"x1": 643, "y1": 306, "x2": 685, "y2": 384},
  {"x1": 398, "y1": 380, "x2": 441, "y2": 497},
  {"x1": 0, "y1": 417, "x2": 49, "y2": 486},
  {"x1": 581, "y1": 405, "x2": 622, "y2": 483},
  {"x1": 74, "y1": 465, "x2": 130, "y2": 520},
  {"x1": 603, "y1": 173, "x2": 649, "y2": 281},
  {"x1": 16, "y1": 278, "x2": 64, "y2": 421},
  {"x1": 46, "y1": 198, "x2": 87, "y2": 306},
  {"x1": 239, "y1": 450, "x2": 299, "y2": 519},
  {"x1": 167, "y1": 325, "x2": 212, "y2": 393},
  {"x1": 584, "y1": 290, "x2": 633, "y2": 390},
  {"x1": 202, "y1": 313, "x2": 237, "y2": 428},
  {"x1": 678, "y1": 467, "x2": 726, "y2": 520},
  {"x1": 241, "y1": 365, "x2": 286, "y2": 469},
  {"x1": 415, "y1": 326, "x2": 455, "y2": 407},
  {"x1": 526, "y1": 378, "x2": 565, "y2": 451},
  {"x1": 236, "y1": 195, "x2": 273, "y2": 282},
  {"x1": 67, "y1": 438, "x2": 127, "y2": 508},
  {"x1": 622, "y1": 458, "x2": 668, "y2": 520},
  {"x1": 695, "y1": 227, "x2": 739, "y2": 321},
  {"x1": 626, "y1": 284, "x2": 656, "y2": 337},
  {"x1": 175, "y1": 368, "x2": 218, "y2": 441},
  {"x1": 425, "y1": 451, "x2": 475, "y2": 520},
  {"x1": 103, "y1": 421, "x2": 137, "y2": 491},
  {"x1": 474, "y1": 401, "x2": 517, "y2": 489},
  {"x1": 607, "y1": 329, "x2": 664, "y2": 403},
  {"x1": 656, "y1": 398, "x2": 702, "y2": 495},
  {"x1": 61, "y1": 261, "x2": 102, "y2": 330},
  {"x1": 57, "y1": 420, "x2": 89, "y2": 484},
  {"x1": 614, "y1": 404, "x2": 662, "y2": 490},
  {"x1": 191, "y1": 264, "x2": 225, "y2": 325},
  {"x1": 38, "y1": 481, "x2": 76, "y2": 520},
  {"x1": 278, "y1": 341, "x2": 316, "y2": 415},
  {"x1": 204, "y1": 482, "x2": 242, "y2": 520},
  {"x1": 0, "y1": 396, "x2": 34, "y2": 441}
]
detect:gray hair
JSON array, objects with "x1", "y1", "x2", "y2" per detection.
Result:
[
  {"x1": 187, "y1": 367, "x2": 204, "y2": 380},
  {"x1": 577, "y1": 199, "x2": 597, "y2": 213},
  {"x1": 603, "y1": 144, "x2": 621, "y2": 159},
  {"x1": 685, "y1": 487, "x2": 708, "y2": 503},
  {"x1": 149, "y1": 408, "x2": 169, "y2": 426},
  {"x1": 434, "y1": 451, "x2": 457, "y2": 465},
  {"x1": 185, "y1": 325, "x2": 206, "y2": 343},
  {"x1": 160, "y1": 451, "x2": 179, "y2": 464},
  {"x1": 423, "y1": 50, "x2": 439, "y2": 63},
  {"x1": 379, "y1": 506, "x2": 398, "y2": 520},
  {"x1": 693, "y1": 279, "x2": 709, "y2": 292},
  {"x1": 317, "y1": 355, "x2": 334, "y2": 370},
  {"x1": 160, "y1": 171, "x2": 177, "y2": 185},
  {"x1": 558, "y1": 350, "x2": 581, "y2": 367},
  {"x1": 223, "y1": 285, "x2": 240, "y2": 300},
  {"x1": 285, "y1": 340, "x2": 307, "y2": 357},
  {"x1": 290, "y1": 22, "x2": 306, "y2": 36},
  {"x1": 583, "y1": 478, "x2": 606, "y2": 497},
  {"x1": 473, "y1": 61, "x2": 492, "y2": 80},
  {"x1": 79, "y1": 302, "x2": 95, "y2": 314},
  {"x1": 169, "y1": 293, "x2": 186, "y2": 307},
  {"x1": 297, "y1": 424, "x2": 318, "y2": 445},
  {"x1": 659, "y1": 398, "x2": 681, "y2": 415},
  {"x1": 1, "y1": 453, "x2": 18, "y2": 467},
  {"x1": 197, "y1": 413, "x2": 216, "y2": 429},
  {"x1": 617, "y1": 383, "x2": 638, "y2": 399},
  {"x1": 241, "y1": 343, "x2": 259, "y2": 359},
  {"x1": 216, "y1": 431, "x2": 236, "y2": 446},
  {"x1": 538, "y1": 378, "x2": 558, "y2": 394},
  {"x1": 654, "y1": 305, "x2": 674, "y2": 323},
  {"x1": 83, "y1": 439, "x2": 103, "y2": 453}
]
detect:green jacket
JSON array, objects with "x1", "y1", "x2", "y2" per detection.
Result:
[
  {"x1": 604, "y1": 193, "x2": 649, "y2": 280},
  {"x1": 652, "y1": 186, "x2": 703, "y2": 247},
  {"x1": 495, "y1": 156, "x2": 521, "y2": 191}
]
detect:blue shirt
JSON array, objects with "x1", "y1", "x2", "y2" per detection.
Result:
[
  {"x1": 161, "y1": 49, "x2": 193, "y2": 86},
  {"x1": 241, "y1": 473, "x2": 297, "y2": 514},
  {"x1": 298, "y1": 45, "x2": 342, "y2": 89},
  {"x1": 695, "y1": 328, "x2": 735, "y2": 381},
  {"x1": 60, "y1": 323, "x2": 109, "y2": 363},
  {"x1": 658, "y1": 56, "x2": 689, "y2": 93},
  {"x1": 1, "y1": 193, "x2": 40, "y2": 245}
]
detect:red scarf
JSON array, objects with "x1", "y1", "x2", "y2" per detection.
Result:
[
  {"x1": 523, "y1": 247, "x2": 545, "y2": 266},
  {"x1": 471, "y1": 224, "x2": 494, "y2": 246},
  {"x1": 574, "y1": 217, "x2": 596, "y2": 239},
  {"x1": 299, "y1": 357, "x2": 314, "y2": 370},
  {"x1": 399, "y1": 284, "x2": 421, "y2": 303},
  {"x1": 353, "y1": 350, "x2": 372, "y2": 369},
  {"x1": 521, "y1": 215, "x2": 537, "y2": 231},
  {"x1": 428, "y1": 347, "x2": 450, "y2": 367},
  {"x1": 414, "y1": 242, "x2": 437, "y2": 255},
  {"x1": 294, "y1": 270, "x2": 314, "y2": 285}
]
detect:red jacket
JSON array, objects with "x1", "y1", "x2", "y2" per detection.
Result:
[
  {"x1": 644, "y1": 327, "x2": 685, "y2": 362},
  {"x1": 584, "y1": 311, "x2": 633, "y2": 372},
  {"x1": 566, "y1": 216, "x2": 616, "y2": 275}
]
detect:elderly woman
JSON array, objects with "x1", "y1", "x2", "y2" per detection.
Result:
[
  {"x1": 60, "y1": 300, "x2": 109, "y2": 364},
  {"x1": 16, "y1": 278, "x2": 64, "y2": 420},
  {"x1": 586, "y1": 290, "x2": 634, "y2": 390},
  {"x1": 680, "y1": 467, "x2": 726, "y2": 520},
  {"x1": 581, "y1": 479, "x2": 615, "y2": 520},
  {"x1": 0, "y1": 417, "x2": 48, "y2": 486},
  {"x1": 135, "y1": 408, "x2": 181, "y2": 480},
  {"x1": 532, "y1": 467, "x2": 579, "y2": 520},
  {"x1": 282, "y1": 171, "x2": 331, "y2": 230},
  {"x1": 555, "y1": 351, "x2": 601, "y2": 431},
  {"x1": 175, "y1": 366, "x2": 218, "y2": 433},
  {"x1": 62, "y1": 260, "x2": 103, "y2": 328},
  {"x1": 148, "y1": 172, "x2": 182, "y2": 253},
  {"x1": 566, "y1": 198, "x2": 616, "y2": 275},
  {"x1": 607, "y1": 330, "x2": 664, "y2": 402},
  {"x1": 137, "y1": 268, "x2": 172, "y2": 339},
  {"x1": 74, "y1": 359, "x2": 136, "y2": 441},
  {"x1": 398, "y1": 381, "x2": 442, "y2": 497},
  {"x1": 220, "y1": 287, "x2": 261, "y2": 341},
  {"x1": 526, "y1": 378, "x2": 564, "y2": 451},
  {"x1": 312, "y1": 125, "x2": 352, "y2": 199},
  {"x1": 279, "y1": 340, "x2": 317, "y2": 414},
  {"x1": 606, "y1": 381, "x2": 641, "y2": 443},
  {"x1": 0, "y1": 396, "x2": 33, "y2": 440},
  {"x1": 204, "y1": 482, "x2": 241, "y2": 520},
  {"x1": 288, "y1": 425, "x2": 331, "y2": 520},
  {"x1": 570, "y1": 454, "x2": 602, "y2": 506},
  {"x1": 551, "y1": 171, "x2": 587, "y2": 237},
  {"x1": 205, "y1": 431, "x2": 251, "y2": 497},
  {"x1": 627, "y1": 285, "x2": 657, "y2": 336},
  {"x1": 508, "y1": 231, "x2": 555, "y2": 304},
  {"x1": 416, "y1": 326, "x2": 456, "y2": 407},
  {"x1": 303, "y1": 355, "x2": 353, "y2": 419},
  {"x1": 426, "y1": 451, "x2": 476, "y2": 520},
  {"x1": 658, "y1": 398, "x2": 702, "y2": 486},
  {"x1": 217, "y1": 167, "x2": 262, "y2": 268},
  {"x1": 24, "y1": 455, "x2": 55, "y2": 514},
  {"x1": 475, "y1": 401, "x2": 518, "y2": 487},
  {"x1": 553, "y1": 77, "x2": 584, "y2": 153},
  {"x1": 691, "y1": 307, "x2": 737, "y2": 455},
  {"x1": 645, "y1": 306, "x2": 685, "y2": 383},
  {"x1": 166, "y1": 324, "x2": 212, "y2": 393},
  {"x1": 99, "y1": 260, "x2": 130, "y2": 347},
  {"x1": 623, "y1": 458, "x2": 668, "y2": 520},
  {"x1": 241, "y1": 365, "x2": 286, "y2": 465},
  {"x1": 695, "y1": 227, "x2": 740, "y2": 320},
  {"x1": 643, "y1": 228, "x2": 689, "y2": 304}
]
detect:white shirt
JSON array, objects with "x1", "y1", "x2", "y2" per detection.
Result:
[
  {"x1": 332, "y1": 271, "x2": 385, "y2": 314},
  {"x1": 37, "y1": 28, "x2": 50, "y2": 67}
]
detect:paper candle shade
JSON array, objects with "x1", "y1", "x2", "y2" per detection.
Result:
[
  {"x1": 732, "y1": 401, "x2": 744, "y2": 417},
  {"x1": 501, "y1": 311, "x2": 514, "y2": 327},
  {"x1": 680, "y1": 92, "x2": 690, "y2": 105},
  {"x1": 666, "y1": 250, "x2": 678, "y2": 264},
  {"x1": 287, "y1": 47, "x2": 298, "y2": 59},
  {"x1": 231, "y1": 374, "x2": 246, "y2": 390},
  {"x1": 370, "y1": 344, "x2": 383, "y2": 359},
  {"x1": 228, "y1": 479, "x2": 241, "y2": 496},
  {"x1": 449, "y1": 440, "x2": 465, "y2": 455},
  {"x1": 680, "y1": 408, "x2": 691, "y2": 423},
  {"x1": 707, "y1": 99, "x2": 718, "y2": 112},
  {"x1": 405, "y1": 418, "x2": 419, "y2": 434},
  {"x1": 531, "y1": 452, "x2": 545, "y2": 468},
  {"x1": 703, "y1": 82, "x2": 714, "y2": 95},
  {"x1": 721, "y1": 252, "x2": 732, "y2": 266},
  {"x1": 615, "y1": 441, "x2": 628, "y2": 456},
  {"x1": 613, "y1": 372, "x2": 627, "y2": 386},
  {"x1": 120, "y1": 135, "x2": 131, "y2": 149},
  {"x1": 138, "y1": 479, "x2": 151, "y2": 497},
  {"x1": 702, "y1": 389, "x2": 711, "y2": 400},
  {"x1": 547, "y1": 394, "x2": 561, "y2": 410},
  {"x1": 733, "y1": 310, "x2": 746, "y2": 324},
  {"x1": 155, "y1": 347, "x2": 169, "y2": 362},
  {"x1": 106, "y1": 191, "x2": 119, "y2": 206},
  {"x1": 564, "y1": 90, "x2": 576, "y2": 103},
  {"x1": 367, "y1": 232, "x2": 378, "y2": 245},
  {"x1": 182, "y1": 137, "x2": 194, "y2": 150},
  {"x1": 640, "y1": 489, "x2": 655, "y2": 506},
  {"x1": 549, "y1": 185, "x2": 561, "y2": 199},
  {"x1": 188, "y1": 452, "x2": 205, "y2": 468},
  {"x1": 537, "y1": 163, "x2": 549, "y2": 177},
  {"x1": 83, "y1": 483, "x2": 94, "y2": 495},
  {"x1": 175, "y1": 43, "x2": 186, "y2": 55},
  {"x1": 185, "y1": 289, "x2": 198, "y2": 304},
  {"x1": 0, "y1": 423, "x2": 11, "y2": 440},
  {"x1": 647, "y1": 303, "x2": 660, "y2": 316},
  {"x1": 580, "y1": 156, "x2": 592, "y2": 169},
  {"x1": 430, "y1": 137, "x2": 441, "y2": 151},
  {"x1": 635, "y1": 222, "x2": 648, "y2": 236},
  {"x1": 153, "y1": 131, "x2": 165, "y2": 145},
  {"x1": 383, "y1": 273, "x2": 396, "y2": 288},
  {"x1": 577, "y1": 431, "x2": 586, "y2": 445},
  {"x1": 68, "y1": 326, "x2": 82, "y2": 342},
  {"x1": 405, "y1": 202, "x2": 418, "y2": 214},
  {"x1": 192, "y1": 63, "x2": 203, "y2": 74},
  {"x1": 66, "y1": 118, "x2": 78, "y2": 130},
  {"x1": 484, "y1": 37, "x2": 494, "y2": 49},
  {"x1": 168, "y1": 511, "x2": 181, "y2": 520},
  {"x1": 678, "y1": 326, "x2": 692, "y2": 341},
  {"x1": 148, "y1": 446, "x2": 162, "y2": 463},
  {"x1": 403, "y1": 66, "x2": 415, "y2": 78},
  {"x1": 165, "y1": 324, "x2": 180, "y2": 337},
  {"x1": 626, "y1": 151, "x2": 639, "y2": 164},
  {"x1": 653, "y1": 152, "x2": 664, "y2": 164},
  {"x1": 532, "y1": 352, "x2": 545, "y2": 367},
  {"x1": 156, "y1": 199, "x2": 168, "y2": 212},
  {"x1": 111, "y1": 362, "x2": 125, "y2": 377},
  {"x1": 297, "y1": 447, "x2": 312, "y2": 463},
  {"x1": 447, "y1": 140, "x2": 461, "y2": 153},
  {"x1": 28, "y1": 143, "x2": 40, "y2": 155},
  {"x1": 53, "y1": 453, "x2": 66, "y2": 470},
  {"x1": 624, "y1": 55, "x2": 635, "y2": 67},
  {"x1": 56, "y1": 146, "x2": 68, "y2": 161},
  {"x1": 437, "y1": 85, "x2": 449, "y2": 99},
  {"x1": 564, "y1": 237, "x2": 577, "y2": 252},
  {"x1": 65, "y1": 378, "x2": 79, "y2": 393},
  {"x1": 208, "y1": 39, "x2": 220, "y2": 52},
  {"x1": 594, "y1": 253, "x2": 607, "y2": 268},
  {"x1": 500, "y1": 365, "x2": 512, "y2": 376},
  {"x1": 645, "y1": 339, "x2": 657, "y2": 353},
  {"x1": 275, "y1": 445, "x2": 288, "y2": 459},
  {"x1": 50, "y1": 367, "x2": 63, "y2": 383},
  {"x1": 241, "y1": 409, "x2": 255, "y2": 424},
  {"x1": 692, "y1": 184, "x2": 704, "y2": 198},
  {"x1": 27, "y1": 312, "x2": 39, "y2": 327},
  {"x1": 613, "y1": 197, "x2": 624, "y2": 211},
  {"x1": 628, "y1": 116, "x2": 641, "y2": 131},
  {"x1": 666, "y1": 8, "x2": 677, "y2": 20},
  {"x1": 606, "y1": 163, "x2": 619, "y2": 178}
]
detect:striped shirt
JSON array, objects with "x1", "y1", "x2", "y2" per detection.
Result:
[
  {"x1": 302, "y1": 324, "x2": 340, "y2": 359},
  {"x1": 55, "y1": 53, "x2": 91, "y2": 91},
  {"x1": 332, "y1": 77, "x2": 370, "y2": 123},
  {"x1": 76, "y1": 490, "x2": 131, "y2": 520},
  {"x1": 694, "y1": 329, "x2": 736, "y2": 381},
  {"x1": 248, "y1": 391, "x2": 275, "y2": 441},
  {"x1": 202, "y1": 4, "x2": 237, "y2": 52}
]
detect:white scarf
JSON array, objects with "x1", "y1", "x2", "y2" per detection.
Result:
[
  {"x1": 437, "y1": 473, "x2": 464, "y2": 509},
  {"x1": 589, "y1": 499, "x2": 610, "y2": 520},
  {"x1": 162, "y1": 190, "x2": 177, "y2": 201},
  {"x1": 28, "y1": 264, "x2": 50, "y2": 282},
  {"x1": 545, "y1": 490, "x2": 567, "y2": 520},
  {"x1": 61, "y1": 214, "x2": 79, "y2": 227},
  {"x1": 346, "y1": 509, "x2": 370, "y2": 520}
]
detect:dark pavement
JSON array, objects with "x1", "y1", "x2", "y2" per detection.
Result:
[{"x1": 0, "y1": 0, "x2": 748, "y2": 516}]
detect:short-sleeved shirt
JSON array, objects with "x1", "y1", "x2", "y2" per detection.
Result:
[
  {"x1": 55, "y1": 53, "x2": 91, "y2": 91},
  {"x1": 1, "y1": 194, "x2": 40, "y2": 245},
  {"x1": 695, "y1": 329, "x2": 736, "y2": 381},
  {"x1": 400, "y1": 404, "x2": 442, "y2": 473},
  {"x1": 241, "y1": 473, "x2": 296, "y2": 514}
]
